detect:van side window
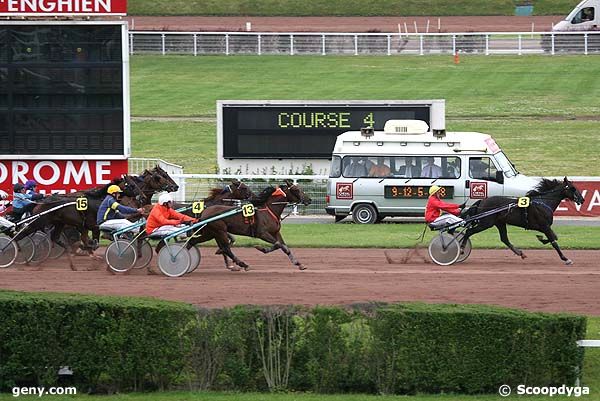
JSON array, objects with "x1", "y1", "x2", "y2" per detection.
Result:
[
  {"x1": 574, "y1": 7, "x2": 594, "y2": 23},
  {"x1": 329, "y1": 156, "x2": 341, "y2": 178},
  {"x1": 342, "y1": 156, "x2": 370, "y2": 178},
  {"x1": 368, "y1": 156, "x2": 391, "y2": 177},
  {"x1": 393, "y1": 156, "x2": 420, "y2": 178},
  {"x1": 417, "y1": 156, "x2": 461, "y2": 178},
  {"x1": 469, "y1": 157, "x2": 499, "y2": 181}
]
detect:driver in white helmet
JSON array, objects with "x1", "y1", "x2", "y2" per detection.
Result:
[
  {"x1": 145, "y1": 193, "x2": 196, "y2": 237},
  {"x1": 0, "y1": 189, "x2": 15, "y2": 231}
]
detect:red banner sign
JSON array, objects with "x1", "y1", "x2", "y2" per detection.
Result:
[
  {"x1": 0, "y1": 0, "x2": 127, "y2": 15},
  {"x1": 555, "y1": 181, "x2": 600, "y2": 217},
  {"x1": 0, "y1": 160, "x2": 128, "y2": 195}
]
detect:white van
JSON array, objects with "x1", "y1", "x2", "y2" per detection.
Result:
[
  {"x1": 553, "y1": 0, "x2": 599, "y2": 31},
  {"x1": 325, "y1": 120, "x2": 538, "y2": 224}
]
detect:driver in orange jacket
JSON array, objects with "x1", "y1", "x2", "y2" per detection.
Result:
[
  {"x1": 146, "y1": 193, "x2": 196, "y2": 236},
  {"x1": 425, "y1": 185, "x2": 464, "y2": 228}
]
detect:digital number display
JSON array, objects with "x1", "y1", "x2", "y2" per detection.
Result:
[
  {"x1": 0, "y1": 24, "x2": 124, "y2": 156},
  {"x1": 221, "y1": 104, "x2": 431, "y2": 159},
  {"x1": 384, "y1": 185, "x2": 454, "y2": 199}
]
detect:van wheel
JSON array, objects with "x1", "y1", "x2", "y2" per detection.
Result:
[{"x1": 352, "y1": 204, "x2": 378, "y2": 224}]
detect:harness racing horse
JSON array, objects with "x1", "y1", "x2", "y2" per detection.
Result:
[
  {"x1": 131, "y1": 166, "x2": 180, "y2": 205},
  {"x1": 461, "y1": 177, "x2": 584, "y2": 265},
  {"x1": 16, "y1": 177, "x2": 143, "y2": 270},
  {"x1": 189, "y1": 180, "x2": 312, "y2": 271}
]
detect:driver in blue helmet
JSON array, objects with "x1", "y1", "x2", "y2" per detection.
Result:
[{"x1": 12, "y1": 182, "x2": 44, "y2": 220}]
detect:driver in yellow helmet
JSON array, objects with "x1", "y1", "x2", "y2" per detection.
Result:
[
  {"x1": 96, "y1": 184, "x2": 144, "y2": 232},
  {"x1": 425, "y1": 185, "x2": 464, "y2": 228}
]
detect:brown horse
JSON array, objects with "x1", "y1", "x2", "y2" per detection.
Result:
[{"x1": 189, "y1": 180, "x2": 311, "y2": 271}]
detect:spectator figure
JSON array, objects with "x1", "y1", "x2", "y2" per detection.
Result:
[
  {"x1": 343, "y1": 157, "x2": 368, "y2": 177},
  {"x1": 369, "y1": 157, "x2": 391, "y2": 177},
  {"x1": 397, "y1": 157, "x2": 420, "y2": 178},
  {"x1": 421, "y1": 157, "x2": 443, "y2": 178}
]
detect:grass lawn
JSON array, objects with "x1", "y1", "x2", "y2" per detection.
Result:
[
  {"x1": 224, "y1": 222, "x2": 600, "y2": 249},
  {"x1": 130, "y1": 55, "x2": 600, "y2": 118},
  {"x1": 130, "y1": 55, "x2": 600, "y2": 175}
]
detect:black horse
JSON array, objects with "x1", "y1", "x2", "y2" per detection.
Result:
[{"x1": 461, "y1": 177, "x2": 584, "y2": 265}]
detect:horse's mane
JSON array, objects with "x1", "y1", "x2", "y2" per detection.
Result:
[
  {"x1": 205, "y1": 187, "x2": 226, "y2": 201},
  {"x1": 250, "y1": 186, "x2": 276, "y2": 206},
  {"x1": 526, "y1": 178, "x2": 561, "y2": 197}
]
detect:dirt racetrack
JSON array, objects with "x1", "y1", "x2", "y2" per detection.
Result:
[
  {"x1": 125, "y1": 16, "x2": 562, "y2": 33},
  {"x1": 1, "y1": 247, "x2": 598, "y2": 316}
]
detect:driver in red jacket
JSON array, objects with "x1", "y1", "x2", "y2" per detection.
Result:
[{"x1": 425, "y1": 185, "x2": 464, "y2": 228}]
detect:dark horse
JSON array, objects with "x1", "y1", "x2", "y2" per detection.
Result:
[
  {"x1": 188, "y1": 180, "x2": 312, "y2": 271},
  {"x1": 461, "y1": 177, "x2": 584, "y2": 265},
  {"x1": 16, "y1": 177, "x2": 143, "y2": 270},
  {"x1": 174, "y1": 179, "x2": 255, "y2": 214}
]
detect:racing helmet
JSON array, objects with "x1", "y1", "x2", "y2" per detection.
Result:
[
  {"x1": 24, "y1": 179, "x2": 38, "y2": 190},
  {"x1": 158, "y1": 193, "x2": 173, "y2": 205},
  {"x1": 428, "y1": 185, "x2": 442, "y2": 196},
  {"x1": 0, "y1": 189, "x2": 8, "y2": 200},
  {"x1": 13, "y1": 183, "x2": 25, "y2": 192},
  {"x1": 107, "y1": 184, "x2": 123, "y2": 195}
]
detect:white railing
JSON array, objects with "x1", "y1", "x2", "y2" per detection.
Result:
[
  {"x1": 129, "y1": 31, "x2": 600, "y2": 56},
  {"x1": 128, "y1": 157, "x2": 184, "y2": 175},
  {"x1": 169, "y1": 174, "x2": 328, "y2": 215}
]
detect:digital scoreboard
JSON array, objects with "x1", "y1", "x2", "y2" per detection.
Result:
[
  {"x1": 384, "y1": 185, "x2": 454, "y2": 199},
  {"x1": 0, "y1": 21, "x2": 129, "y2": 159},
  {"x1": 217, "y1": 100, "x2": 445, "y2": 174}
]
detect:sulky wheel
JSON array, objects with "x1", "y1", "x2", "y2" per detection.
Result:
[
  {"x1": 428, "y1": 233, "x2": 461, "y2": 266},
  {"x1": 49, "y1": 232, "x2": 69, "y2": 259},
  {"x1": 14, "y1": 236, "x2": 35, "y2": 265},
  {"x1": 186, "y1": 245, "x2": 201, "y2": 274},
  {"x1": 352, "y1": 204, "x2": 378, "y2": 224},
  {"x1": 158, "y1": 243, "x2": 191, "y2": 278},
  {"x1": 456, "y1": 236, "x2": 472, "y2": 264},
  {"x1": 105, "y1": 240, "x2": 137, "y2": 273},
  {"x1": 132, "y1": 239, "x2": 153, "y2": 269},
  {"x1": 30, "y1": 232, "x2": 52, "y2": 264},
  {"x1": 0, "y1": 235, "x2": 18, "y2": 268}
]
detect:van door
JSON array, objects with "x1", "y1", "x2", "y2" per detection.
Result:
[{"x1": 464, "y1": 156, "x2": 504, "y2": 202}]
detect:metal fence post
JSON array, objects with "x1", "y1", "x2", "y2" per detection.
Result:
[
  {"x1": 290, "y1": 34, "x2": 294, "y2": 55},
  {"x1": 354, "y1": 34, "x2": 358, "y2": 55},
  {"x1": 452, "y1": 34, "x2": 456, "y2": 55},
  {"x1": 193, "y1": 34, "x2": 197, "y2": 56},
  {"x1": 292, "y1": 178, "x2": 299, "y2": 215},
  {"x1": 419, "y1": 34, "x2": 423, "y2": 55},
  {"x1": 258, "y1": 34, "x2": 262, "y2": 55},
  {"x1": 485, "y1": 34, "x2": 489, "y2": 55},
  {"x1": 129, "y1": 32, "x2": 133, "y2": 55},
  {"x1": 161, "y1": 33, "x2": 165, "y2": 55},
  {"x1": 585, "y1": 33, "x2": 588, "y2": 55},
  {"x1": 518, "y1": 34, "x2": 522, "y2": 55},
  {"x1": 387, "y1": 34, "x2": 391, "y2": 55},
  {"x1": 551, "y1": 33, "x2": 555, "y2": 55},
  {"x1": 322, "y1": 34, "x2": 326, "y2": 55}
]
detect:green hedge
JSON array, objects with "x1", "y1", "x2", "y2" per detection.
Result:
[
  {"x1": 186, "y1": 303, "x2": 586, "y2": 394},
  {"x1": 0, "y1": 291, "x2": 586, "y2": 395},
  {"x1": 0, "y1": 290, "x2": 196, "y2": 393}
]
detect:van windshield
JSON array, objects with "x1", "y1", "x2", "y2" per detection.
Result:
[{"x1": 494, "y1": 152, "x2": 517, "y2": 177}]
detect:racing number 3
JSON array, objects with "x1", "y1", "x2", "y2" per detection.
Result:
[
  {"x1": 518, "y1": 197, "x2": 530, "y2": 208},
  {"x1": 76, "y1": 197, "x2": 88, "y2": 211}
]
